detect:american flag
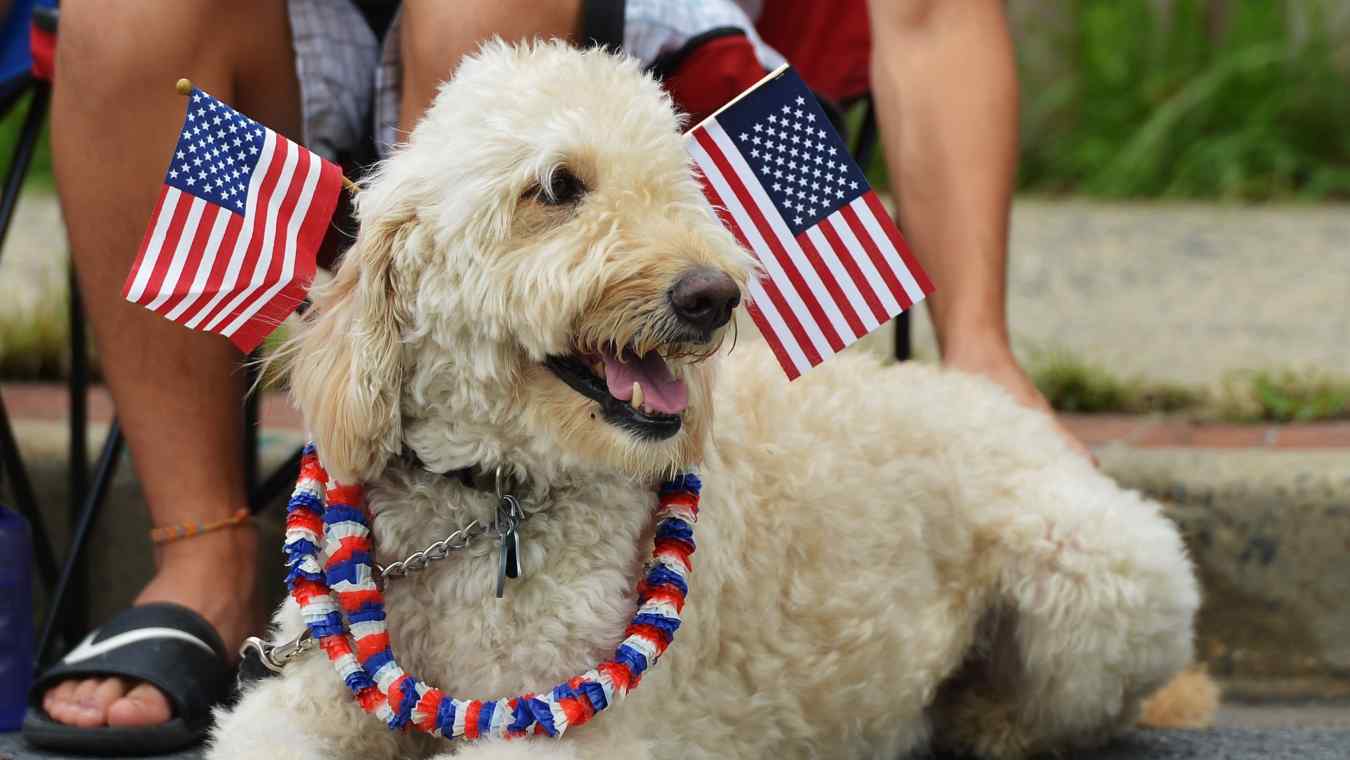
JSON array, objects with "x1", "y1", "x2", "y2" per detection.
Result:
[
  {"x1": 687, "y1": 66, "x2": 933, "y2": 380},
  {"x1": 123, "y1": 88, "x2": 343, "y2": 352}
]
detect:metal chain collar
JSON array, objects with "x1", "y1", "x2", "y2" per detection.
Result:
[
  {"x1": 241, "y1": 467, "x2": 529, "y2": 672},
  {"x1": 375, "y1": 518, "x2": 492, "y2": 578}
]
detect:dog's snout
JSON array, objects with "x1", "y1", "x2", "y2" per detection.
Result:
[{"x1": 668, "y1": 267, "x2": 740, "y2": 332}]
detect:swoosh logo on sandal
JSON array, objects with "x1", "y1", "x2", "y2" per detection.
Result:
[{"x1": 62, "y1": 627, "x2": 216, "y2": 665}]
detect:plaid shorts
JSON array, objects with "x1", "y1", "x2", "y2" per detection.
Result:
[{"x1": 287, "y1": 0, "x2": 785, "y2": 162}]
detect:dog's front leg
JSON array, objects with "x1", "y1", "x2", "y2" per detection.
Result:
[{"x1": 207, "y1": 654, "x2": 412, "y2": 760}]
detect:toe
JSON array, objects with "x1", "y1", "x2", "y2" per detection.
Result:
[
  {"x1": 42, "y1": 679, "x2": 78, "y2": 716},
  {"x1": 90, "y1": 678, "x2": 131, "y2": 720},
  {"x1": 107, "y1": 682, "x2": 173, "y2": 727},
  {"x1": 67, "y1": 678, "x2": 111, "y2": 728}
]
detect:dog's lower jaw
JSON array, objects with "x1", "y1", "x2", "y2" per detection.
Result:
[{"x1": 544, "y1": 355, "x2": 683, "y2": 441}]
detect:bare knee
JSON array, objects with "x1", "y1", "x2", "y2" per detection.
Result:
[{"x1": 57, "y1": 1, "x2": 292, "y2": 104}]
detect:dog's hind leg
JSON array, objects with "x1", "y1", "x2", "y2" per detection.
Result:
[{"x1": 929, "y1": 465, "x2": 1200, "y2": 759}]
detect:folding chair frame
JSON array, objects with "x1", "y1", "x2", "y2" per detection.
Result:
[{"x1": 0, "y1": 71, "x2": 303, "y2": 668}]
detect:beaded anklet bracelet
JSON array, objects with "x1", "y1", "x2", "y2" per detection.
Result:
[{"x1": 150, "y1": 508, "x2": 251, "y2": 544}]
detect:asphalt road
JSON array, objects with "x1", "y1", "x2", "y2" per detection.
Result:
[{"x1": 5, "y1": 728, "x2": 1350, "y2": 759}]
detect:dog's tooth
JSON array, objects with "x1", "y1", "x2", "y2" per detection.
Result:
[{"x1": 631, "y1": 382, "x2": 644, "y2": 410}]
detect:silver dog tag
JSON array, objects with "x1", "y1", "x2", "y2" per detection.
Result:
[{"x1": 495, "y1": 495, "x2": 523, "y2": 598}]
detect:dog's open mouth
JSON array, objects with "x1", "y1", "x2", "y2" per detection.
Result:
[{"x1": 545, "y1": 345, "x2": 689, "y2": 440}]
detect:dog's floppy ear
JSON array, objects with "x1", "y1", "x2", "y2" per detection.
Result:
[{"x1": 288, "y1": 212, "x2": 410, "y2": 483}]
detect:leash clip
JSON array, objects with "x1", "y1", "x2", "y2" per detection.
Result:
[
  {"x1": 240, "y1": 629, "x2": 314, "y2": 677},
  {"x1": 494, "y1": 466, "x2": 523, "y2": 598}
]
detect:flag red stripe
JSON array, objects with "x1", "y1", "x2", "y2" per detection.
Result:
[
  {"x1": 795, "y1": 229, "x2": 866, "y2": 339},
  {"x1": 176, "y1": 212, "x2": 244, "y2": 322},
  {"x1": 863, "y1": 192, "x2": 933, "y2": 295},
  {"x1": 227, "y1": 149, "x2": 338, "y2": 351},
  {"x1": 218, "y1": 144, "x2": 309, "y2": 342},
  {"x1": 136, "y1": 195, "x2": 194, "y2": 307},
  {"x1": 692, "y1": 128, "x2": 827, "y2": 363},
  {"x1": 228, "y1": 277, "x2": 306, "y2": 353},
  {"x1": 196, "y1": 136, "x2": 290, "y2": 332},
  {"x1": 124, "y1": 187, "x2": 174, "y2": 302},
  {"x1": 152, "y1": 203, "x2": 216, "y2": 316},
  {"x1": 296, "y1": 158, "x2": 341, "y2": 280},
  {"x1": 173, "y1": 211, "x2": 245, "y2": 322},
  {"x1": 696, "y1": 175, "x2": 800, "y2": 377},
  {"x1": 745, "y1": 291, "x2": 802, "y2": 380},
  {"x1": 211, "y1": 138, "x2": 298, "y2": 333},
  {"x1": 839, "y1": 203, "x2": 911, "y2": 311},
  {"x1": 817, "y1": 216, "x2": 888, "y2": 323}
]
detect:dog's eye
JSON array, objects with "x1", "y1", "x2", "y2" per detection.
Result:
[{"x1": 538, "y1": 168, "x2": 587, "y2": 206}]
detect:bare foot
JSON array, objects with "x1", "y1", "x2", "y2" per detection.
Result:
[{"x1": 41, "y1": 523, "x2": 262, "y2": 728}]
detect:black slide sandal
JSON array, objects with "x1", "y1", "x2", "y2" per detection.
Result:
[{"x1": 22, "y1": 602, "x2": 232, "y2": 756}]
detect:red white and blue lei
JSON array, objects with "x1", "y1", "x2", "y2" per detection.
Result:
[{"x1": 282, "y1": 443, "x2": 701, "y2": 740}]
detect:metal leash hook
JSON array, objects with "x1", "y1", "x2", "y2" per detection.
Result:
[
  {"x1": 494, "y1": 466, "x2": 523, "y2": 598},
  {"x1": 239, "y1": 629, "x2": 314, "y2": 679}
]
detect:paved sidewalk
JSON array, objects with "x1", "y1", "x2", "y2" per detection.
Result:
[{"x1": 910, "y1": 200, "x2": 1350, "y2": 385}]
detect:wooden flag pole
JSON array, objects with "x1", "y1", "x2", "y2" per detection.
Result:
[{"x1": 175, "y1": 78, "x2": 360, "y2": 195}]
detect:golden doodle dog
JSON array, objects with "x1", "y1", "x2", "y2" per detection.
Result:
[{"x1": 209, "y1": 41, "x2": 1202, "y2": 760}]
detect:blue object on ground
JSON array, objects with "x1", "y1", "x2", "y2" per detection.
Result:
[{"x1": 0, "y1": 505, "x2": 35, "y2": 731}]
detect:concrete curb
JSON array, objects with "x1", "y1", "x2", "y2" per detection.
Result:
[{"x1": 1098, "y1": 444, "x2": 1350, "y2": 698}]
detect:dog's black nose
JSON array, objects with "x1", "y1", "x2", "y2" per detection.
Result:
[{"x1": 669, "y1": 267, "x2": 740, "y2": 332}]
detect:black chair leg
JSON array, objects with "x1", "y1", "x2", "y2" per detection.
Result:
[
  {"x1": 37, "y1": 420, "x2": 124, "y2": 666},
  {"x1": 0, "y1": 81, "x2": 62, "y2": 594},
  {"x1": 59, "y1": 270, "x2": 93, "y2": 649},
  {"x1": 0, "y1": 81, "x2": 48, "y2": 249},
  {"x1": 243, "y1": 358, "x2": 261, "y2": 504},
  {"x1": 893, "y1": 311, "x2": 911, "y2": 362}
]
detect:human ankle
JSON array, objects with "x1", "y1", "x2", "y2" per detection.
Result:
[{"x1": 154, "y1": 522, "x2": 259, "y2": 585}]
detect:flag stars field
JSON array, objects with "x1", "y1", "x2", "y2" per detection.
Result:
[{"x1": 688, "y1": 66, "x2": 933, "y2": 380}]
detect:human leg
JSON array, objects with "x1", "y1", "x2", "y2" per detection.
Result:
[
  {"x1": 397, "y1": 0, "x2": 582, "y2": 133},
  {"x1": 42, "y1": 0, "x2": 301, "y2": 729}
]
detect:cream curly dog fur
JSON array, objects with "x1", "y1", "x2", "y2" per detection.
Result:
[{"x1": 209, "y1": 41, "x2": 1200, "y2": 760}]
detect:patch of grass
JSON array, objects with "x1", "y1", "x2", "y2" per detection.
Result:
[
  {"x1": 1215, "y1": 369, "x2": 1350, "y2": 422},
  {"x1": 1027, "y1": 350, "x2": 1350, "y2": 423},
  {"x1": 1028, "y1": 350, "x2": 1201, "y2": 414}
]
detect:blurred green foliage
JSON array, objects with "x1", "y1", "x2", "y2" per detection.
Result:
[
  {"x1": 1028, "y1": 349, "x2": 1201, "y2": 414},
  {"x1": 1027, "y1": 350, "x2": 1350, "y2": 422},
  {"x1": 1017, "y1": 0, "x2": 1350, "y2": 200},
  {"x1": 1216, "y1": 369, "x2": 1350, "y2": 422}
]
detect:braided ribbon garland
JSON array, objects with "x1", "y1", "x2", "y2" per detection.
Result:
[{"x1": 283, "y1": 444, "x2": 701, "y2": 740}]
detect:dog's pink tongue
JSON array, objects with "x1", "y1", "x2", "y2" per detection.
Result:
[{"x1": 602, "y1": 348, "x2": 688, "y2": 415}]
